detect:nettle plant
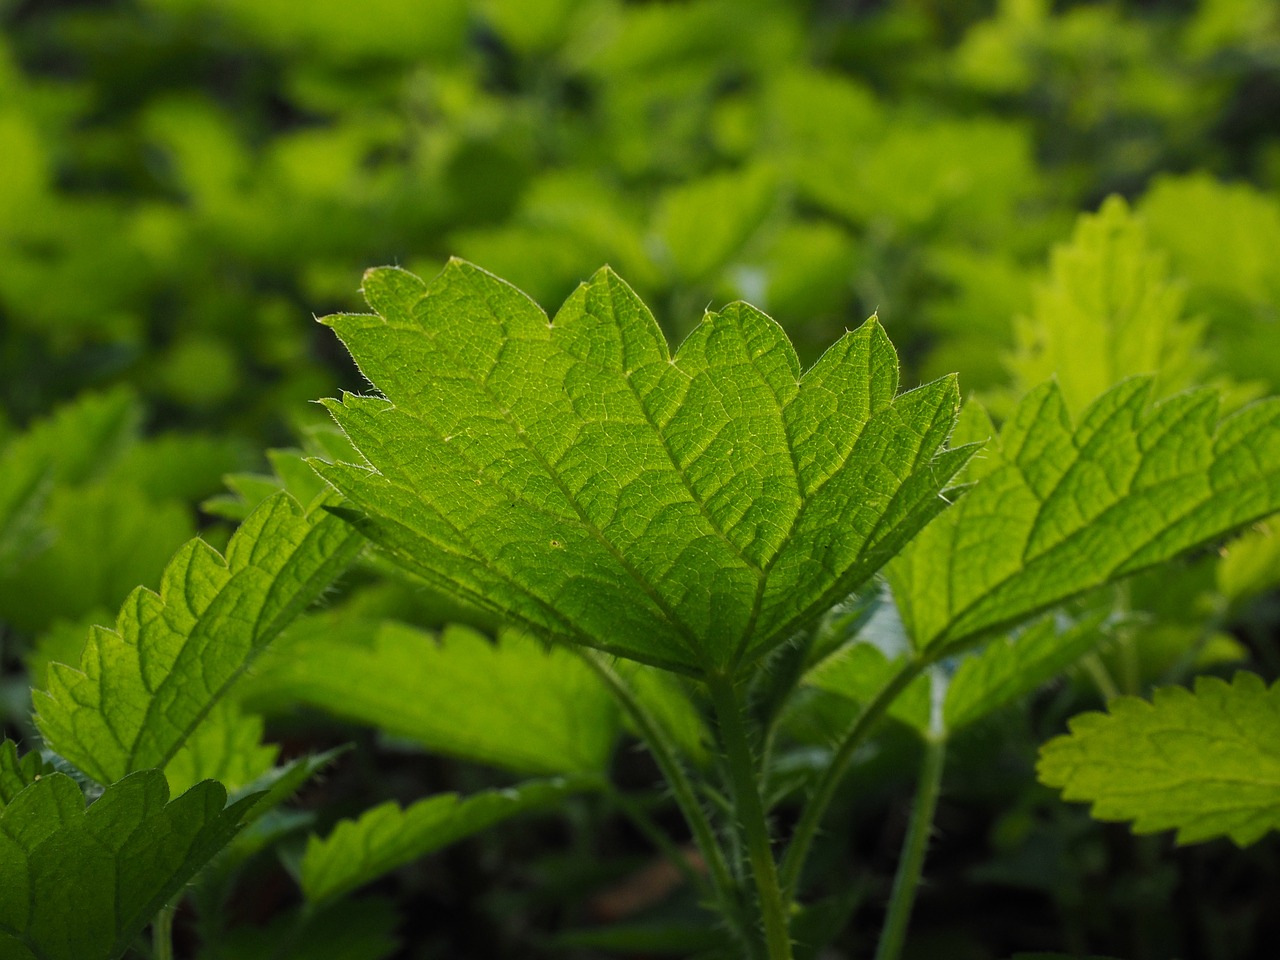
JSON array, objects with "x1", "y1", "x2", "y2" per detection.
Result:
[{"x1": 4, "y1": 255, "x2": 1280, "y2": 960}]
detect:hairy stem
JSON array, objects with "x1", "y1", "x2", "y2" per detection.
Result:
[
  {"x1": 875, "y1": 730, "x2": 946, "y2": 960},
  {"x1": 580, "y1": 651, "x2": 745, "y2": 942},
  {"x1": 707, "y1": 673, "x2": 794, "y2": 960},
  {"x1": 779, "y1": 658, "x2": 924, "y2": 899}
]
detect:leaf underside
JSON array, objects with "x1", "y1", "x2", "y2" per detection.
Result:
[
  {"x1": 301, "y1": 778, "x2": 579, "y2": 907},
  {"x1": 313, "y1": 260, "x2": 973, "y2": 676},
  {"x1": 247, "y1": 621, "x2": 619, "y2": 776},
  {"x1": 888, "y1": 378, "x2": 1280, "y2": 655}
]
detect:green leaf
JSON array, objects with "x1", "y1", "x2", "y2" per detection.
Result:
[
  {"x1": 163, "y1": 700, "x2": 279, "y2": 796},
  {"x1": 942, "y1": 611, "x2": 1107, "y2": 732},
  {"x1": 0, "y1": 769, "x2": 257, "y2": 960},
  {"x1": 246, "y1": 620, "x2": 619, "y2": 776},
  {"x1": 1217, "y1": 520, "x2": 1280, "y2": 605},
  {"x1": 655, "y1": 164, "x2": 777, "y2": 282},
  {"x1": 807, "y1": 610, "x2": 1109, "y2": 737},
  {"x1": 312, "y1": 260, "x2": 972, "y2": 676},
  {"x1": 0, "y1": 388, "x2": 142, "y2": 580},
  {"x1": 0, "y1": 484, "x2": 193, "y2": 635},
  {"x1": 301, "y1": 778, "x2": 579, "y2": 907},
  {"x1": 1038, "y1": 672, "x2": 1280, "y2": 846},
  {"x1": 207, "y1": 898, "x2": 400, "y2": 960},
  {"x1": 806, "y1": 641, "x2": 930, "y2": 730},
  {"x1": 1007, "y1": 195, "x2": 1210, "y2": 415},
  {"x1": 0, "y1": 742, "x2": 46, "y2": 809},
  {"x1": 887, "y1": 380, "x2": 1280, "y2": 655},
  {"x1": 0, "y1": 449, "x2": 47, "y2": 579},
  {"x1": 35, "y1": 492, "x2": 364, "y2": 786},
  {"x1": 0, "y1": 388, "x2": 141, "y2": 489}
]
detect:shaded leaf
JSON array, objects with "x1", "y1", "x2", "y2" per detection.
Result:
[
  {"x1": 0, "y1": 770, "x2": 256, "y2": 960},
  {"x1": 301, "y1": 778, "x2": 581, "y2": 906},
  {"x1": 247, "y1": 621, "x2": 619, "y2": 777}
]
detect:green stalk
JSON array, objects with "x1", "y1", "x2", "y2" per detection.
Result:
[
  {"x1": 706, "y1": 673, "x2": 794, "y2": 960},
  {"x1": 152, "y1": 903, "x2": 176, "y2": 960},
  {"x1": 580, "y1": 651, "x2": 745, "y2": 942},
  {"x1": 874, "y1": 730, "x2": 946, "y2": 960},
  {"x1": 779, "y1": 658, "x2": 924, "y2": 899}
]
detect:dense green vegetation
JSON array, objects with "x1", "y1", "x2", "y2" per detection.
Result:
[{"x1": 2, "y1": 1, "x2": 1280, "y2": 957}]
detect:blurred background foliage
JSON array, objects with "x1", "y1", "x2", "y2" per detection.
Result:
[{"x1": 2, "y1": 0, "x2": 1280, "y2": 957}]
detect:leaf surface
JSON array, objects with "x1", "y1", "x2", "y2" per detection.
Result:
[
  {"x1": 0, "y1": 770, "x2": 256, "y2": 960},
  {"x1": 1038, "y1": 672, "x2": 1280, "y2": 845},
  {"x1": 301, "y1": 779, "x2": 579, "y2": 906},
  {"x1": 35, "y1": 492, "x2": 363, "y2": 785},
  {"x1": 887, "y1": 380, "x2": 1280, "y2": 655},
  {"x1": 313, "y1": 260, "x2": 972, "y2": 675}
]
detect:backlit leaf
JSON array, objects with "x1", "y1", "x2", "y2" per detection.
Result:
[
  {"x1": 887, "y1": 380, "x2": 1280, "y2": 655},
  {"x1": 312, "y1": 260, "x2": 973, "y2": 676},
  {"x1": 1039, "y1": 672, "x2": 1280, "y2": 845},
  {"x1": 35, "y1": 492, "x2": 363, "y2": 786}
]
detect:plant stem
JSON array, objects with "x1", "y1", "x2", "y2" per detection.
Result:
[
  {"x1": 1080, "y1": 652, "x2": 1121, "y2": 701},
  {"x1": 706, "y1": 673, "x2": 794, "y2": 960},
  {"x1": 874, "y1": 730, "x2": 946, "y2": 960},
  {"x1": 779, "y1": 658, "x2": 924, "y2": 899},
  {"x1": 152, "y1": 903, "x2": 176, "y2": 960},
  {"x1": 580, "y1": 651, "x2": 745, "y2": 941}
]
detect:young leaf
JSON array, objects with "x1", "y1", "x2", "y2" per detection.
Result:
[
  {"x1": 807, "y1": 611, "x2": 1108, "y2": 737},
  {"x1": 1007, "y1": 196, "x2": 1209, "y2": 414},
  {"x1": 0, "y1": 769, "x2": 257, "y2": 960},
  {"x1": 1038, "y1": 672, "x2": 1280, "y2": 846},
  {"x1": 887, "y1": 380, "x2": 1280, "y2": 656},
  {"x1": 301, "y1": 778, "x2": 580, "y2": 907},
  {"x1": 0, "y1": 741, "x2": 46, "y2": 808},
  {"x1": 35, "y1": 492, "x2": 364, "y2": 786},
  {"x1": 246, "y1": 621, "x2": 619, "y2": 776},
  {"x1": 312, "y1": 260, "x2": 973, "y2": 676}
]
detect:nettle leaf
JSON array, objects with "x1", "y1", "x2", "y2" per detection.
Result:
[
  {"x1": 1039, "y1": 673, "x2": 1280, "y2": 846},
  {"x1": 0, "y1": 770, "x2": 257, "y2": 960},
  {"x1": 35, "y1": 492, "x2": 363, "y2": 786},
  {"x1": 312, "y1": 260, "x2": 972, "y2": 676},
  {"x1": 0, "y1": 388, "x2": 141, "y2": 579},
  {"x1": 246, "y1": 621, "x2": 619, "y2": 777},
  {"x1": 942, "y1": 611, "x2": 1107, "y2": 732},
  {"x1": 807, "y1": 611, "x2": 1107, "y2": 737},
  {"x1": 0, "y1": 742, "x2": 46, "y2": 808},
  {"x1": 887, "y1": 379, "x2": 1280, "y2": 656},
  {"x1": 1008, "y1": 196, "x2": 1210, "y2": 414},
  {"x1": 301, "y1": 778, "x2": 579, "y2": 907},
  {"x1": 163, "y1": 700, "x2": 279, "y2": 796}
]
